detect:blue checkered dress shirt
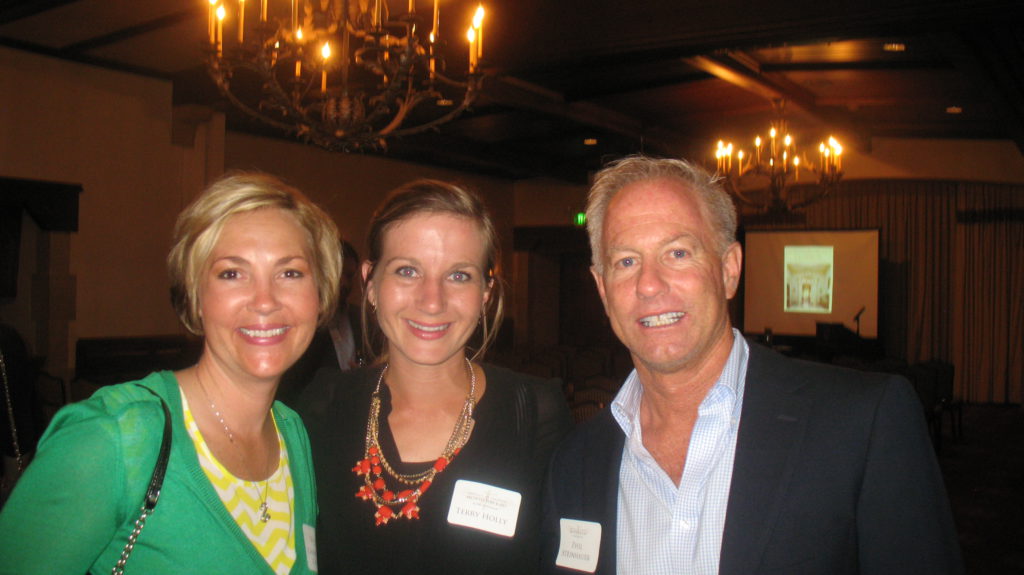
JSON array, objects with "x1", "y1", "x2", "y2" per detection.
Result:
[{"x1": 611, "y1": 330, "x2": 749, "y2": 575}]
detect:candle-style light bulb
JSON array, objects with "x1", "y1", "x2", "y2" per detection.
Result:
[
  {"x1": 432, "y1": 0, "x2": 440, "y2": 39},
  {"x1": 472, "y1": 6, "x2": 485, "y2": 61},
  {"x1": 321, "y1": 42, "x2": 330, "y2": 92},
  {"x1": 467, "y1": 26, "x2": 477, "y2": 72},
  {"x1": 829, "y1": 137, "x2": 843, "y2": 172},
  {"x1": 216, "y1": 4, "x2": 226, "y2": 56},
  {"x1": 238, "y1": 0, "x2": 245, "y2": 44},
  {"x1": 209, "y1": 0, "x2": 219, "y2": 45}
]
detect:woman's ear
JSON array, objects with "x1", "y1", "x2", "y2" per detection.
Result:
[{"x1": 483, "y1": 276, "x2": 494, "y2": 307}]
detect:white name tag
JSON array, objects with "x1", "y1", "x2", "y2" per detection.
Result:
[
  {"x1": 555, "y1": 518, "x2": 602, "y2": 573},
  {"x1": 303, "y1": 524, "x2": 318, "y2": 572},
  {"x1": 446, "y1": 479, "x2": 522, "y2": 537}
]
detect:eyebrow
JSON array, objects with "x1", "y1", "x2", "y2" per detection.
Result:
[
  {"x1": 607, "y1": 232, "x2": 702, "y2": 255},
  {"x1": 381, "y1": 256, "x2": 483, "y2": 272},
  {"x1": 212, "y1": 254, "x2": 310, "y2": 266}
]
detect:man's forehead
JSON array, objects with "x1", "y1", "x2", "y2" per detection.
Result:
[
  {"x1": 605, "y1": 180, "x2": 703, "y2": 230},
  {"x1": 610, "y1": 178, "x2": 698, "y2": 210}
]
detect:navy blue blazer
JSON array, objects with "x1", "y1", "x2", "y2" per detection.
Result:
[{"x1": 541, "y1": 344, "x2": 963, "y2": 574}]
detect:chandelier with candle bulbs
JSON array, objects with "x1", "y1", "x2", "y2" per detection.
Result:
[
  {"x1": 713, "y1": 102, "x2": 844, "y2": 214},
  {"x1": 204, "y1": 0, "x2": 486, "y2": 151}
]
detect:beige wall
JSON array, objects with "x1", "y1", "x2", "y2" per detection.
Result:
[
  {"x1": 1, "y1": 47, "x2": 208, "y2": 377},
  {"x1": 844, "y1": 138, "x2": 1024, "y2": 183}
]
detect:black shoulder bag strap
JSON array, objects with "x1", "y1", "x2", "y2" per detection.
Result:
[{"x1": 111, "y1": 385, "x2": 173, "y2": 575}]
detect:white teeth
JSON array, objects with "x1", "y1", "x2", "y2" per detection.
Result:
[
  {"x1": 639, "y1": 312, "x2": 685, "y2": 327},
  {"x1": 240, "y1": 327, "x2": 288, "y2": 338},
  {"x1": 408, "y1": 320, "x2": 448, "y2": 332}
]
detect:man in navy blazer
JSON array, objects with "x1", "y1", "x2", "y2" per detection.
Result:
[{"x1": 540, "y1": 156, "x2": 962, "y2": 574}]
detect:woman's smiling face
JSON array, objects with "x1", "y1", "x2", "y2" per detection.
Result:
[
  {"x1": 198, "y1": 208, "x2": 320, "y2": 383},
  {"x1": 364, "y1": 212, "x2": 491, "y2": 369}
]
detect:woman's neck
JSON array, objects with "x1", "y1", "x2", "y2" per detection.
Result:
[
  {"x1": 183, "y1": 360, "x2": 277, "y2": 439},
  {"x1": 382, "y1": 354, "x2": 474, "y2": 406},
  {"x1": 177, "y1": 359, "x2": 280, "y2": 481},
  {"x1": 379, "y1": 352, "x2": 481, "y2": 463}
]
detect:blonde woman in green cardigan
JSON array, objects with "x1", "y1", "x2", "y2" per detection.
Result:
[{"x1": 0, "y1": 172, "x2": 342, "y2": 574}]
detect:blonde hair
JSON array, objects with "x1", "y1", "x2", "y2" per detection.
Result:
[{"x1": 168, "y1": 172, "x2": 342, "y2": 335}]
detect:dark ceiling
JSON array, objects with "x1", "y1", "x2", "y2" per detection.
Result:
[{"x1": 2, "y1": 0, "x2": 1022, "y2": 183}]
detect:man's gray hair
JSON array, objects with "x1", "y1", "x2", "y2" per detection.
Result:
[{"x1": 585, "y1": 155, "x2": 738, "y2": 272}]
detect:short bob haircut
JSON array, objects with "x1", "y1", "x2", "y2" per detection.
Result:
[
  {"x1": 168, "y1": 172, "x2": 343, "y2": 335},
  {"x1": 586, "y1": 155, "x2": 738, "y2": 273},
  {"x1": 362, "y1": 179, "x2": 505, "y2": 362}
]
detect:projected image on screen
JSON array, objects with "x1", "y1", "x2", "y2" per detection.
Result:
[
  {"x1": 743, "y1": 229, "x2": 879, "y2": 338},
  {"x1": 783, "y1": 246, "x2": 833, "y2": 313}
]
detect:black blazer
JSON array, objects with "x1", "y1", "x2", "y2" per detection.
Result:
[{"x1": 541, "y1": 344, "x2": 963, "y2": 575}]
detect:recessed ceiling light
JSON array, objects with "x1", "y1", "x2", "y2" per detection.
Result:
[
  {"x1": 883, "y1": 42, "x2": 906, "y2": 52},
  {"x1": 583, "y1": 138, "x2": 598, "y2": 146},
  {"x1": 946, "y1": 106, "x2": 963, "y2": 114}
]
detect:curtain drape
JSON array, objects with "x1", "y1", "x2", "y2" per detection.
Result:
[
  {"x1": 742, "y1": 179, "x2": 1022, "y2": 404},
  {"x1": 952, "y1": 183, "x2": 1023, "y2": 403}
]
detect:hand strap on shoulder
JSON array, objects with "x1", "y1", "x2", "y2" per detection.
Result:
[{"x1": 111, "y1": 384, "x2": 172, "y2": 575}]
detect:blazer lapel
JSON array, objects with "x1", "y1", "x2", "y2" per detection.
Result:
[
  {"x1": 581, "y1": 410, "x2": 625, "y2": 575},
  {"x1": 719, "y1": 346, "x2": 811, "y2": 575}
]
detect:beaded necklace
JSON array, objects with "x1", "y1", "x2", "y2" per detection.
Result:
[{"x1": 353, "y1": 358, "x2": 476, "y2": 525}]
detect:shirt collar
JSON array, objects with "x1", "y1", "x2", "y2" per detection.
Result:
[{"x1": 611, "y1": 328, "x2": 750, "y2": 437}]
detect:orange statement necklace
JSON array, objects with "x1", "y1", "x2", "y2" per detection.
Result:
[{"x1": 353, "y1": 359, "x2": 477, "y2": 525}]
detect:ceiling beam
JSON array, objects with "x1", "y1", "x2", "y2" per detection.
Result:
[
  {"x1": 685, "y1": 51, "x2": 872, "y2": 151},
  {"x1": 0, "y1": 0, "x2": 77, "y2": 25},
  {"x1": 480, "y1": 75, "x2": 680, "y2": 156},
  {"x1": 684, "y1": 52, "x2": 817, "y2": 114},
  {"x1": 62, "y1": 8, "x2": 201, "y2": 55}
]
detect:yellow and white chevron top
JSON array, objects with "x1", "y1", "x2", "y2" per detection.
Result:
[{"x1": 182, "y1": 391, "x2": 297, "y2": 574}]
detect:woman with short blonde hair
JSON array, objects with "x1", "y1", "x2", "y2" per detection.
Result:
[{"x1": 0, "y1": 171, "x2": 340, "y2": 574}]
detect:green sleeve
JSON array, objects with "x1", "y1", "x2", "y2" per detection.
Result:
[{"x1": 0, "y1": 401, "x2": 128, "y2": 574}]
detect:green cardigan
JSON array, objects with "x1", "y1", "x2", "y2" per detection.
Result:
[{"x1": 0, "y1": 371, "x2": 319, "y2": 574}]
